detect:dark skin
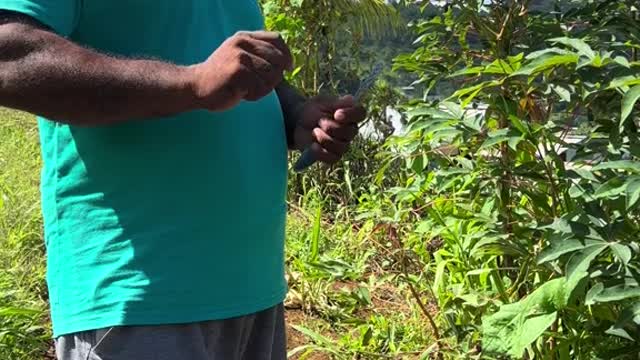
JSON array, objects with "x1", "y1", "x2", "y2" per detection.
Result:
[{"x1": 0, "y1": 11, "x2": 366, "y2": 163}]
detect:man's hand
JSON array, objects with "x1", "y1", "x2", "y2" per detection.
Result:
[
  {"x1": 293, "y1": 95, "x2": 367, "y2": 164},
  {"x1": 192, "y1": 31, "x2": 293, "y2": 111}
]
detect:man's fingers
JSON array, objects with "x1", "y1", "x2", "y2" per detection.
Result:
[
  {"x1": 318, "y1": 119, "x2": 358, "y2": 142},
  {"x1": 237, "y1": 52, "x2": 283, "y2": 100},
  {"x1": 310, "y1": 143, "x2": 340, "y2": 164},
  {"x1": 238, "y1": 38, "x2": 290, "y2": 74},
  {"x1": 293, "y1": 126, "x2": 314, "y2": 151},
  {"x1": 313, "y1": 128, "x2": 349, "y2": 157},
  {"x1": 244, "y1": 31, "x2": 294, "y2": 71},
  {"x1": 334, "y1": 95, "x2": 356, "y2": 109},
  {"x1": 237, "y1": 54, "x2": 275, "y2": 101},
  {"x1": 334, "y1": 105, "x2": 367, "y2": 125}
]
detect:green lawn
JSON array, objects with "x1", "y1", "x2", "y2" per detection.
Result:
[{"x1": 0, "y1": 109, "x2": 430, "y2": 360}]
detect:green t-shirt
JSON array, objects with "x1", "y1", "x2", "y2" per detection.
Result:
[{"x1": 0, "y1": 0, "x2": 289, "y2": 337}]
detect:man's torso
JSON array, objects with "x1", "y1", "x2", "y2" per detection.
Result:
[{"x1": 0, "y1": 0, "x2": 289, "y2": 337}]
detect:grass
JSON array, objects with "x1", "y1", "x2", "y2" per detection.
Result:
[
  {"x1": 0, "y1": 109, "x2": 433, "y2": 359},
  {"x1": 0, "y1": 109, "x2": 51, "y2": 360}
]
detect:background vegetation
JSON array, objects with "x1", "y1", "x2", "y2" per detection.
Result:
[{"x1": 1, "y1": 0, "x2": 640, "y2": 359}]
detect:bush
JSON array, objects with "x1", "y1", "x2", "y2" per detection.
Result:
[{"x1": 377, "y1": 1, "x2": 640, "y2": 358}]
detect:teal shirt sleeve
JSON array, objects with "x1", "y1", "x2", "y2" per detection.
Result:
[{"x1": 0, "y1": 0, "x2": 79, "y2": 36}]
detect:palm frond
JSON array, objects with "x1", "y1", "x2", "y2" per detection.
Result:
[{"x1": 328, "y1": 0, "x2": 403, "y2": 39}]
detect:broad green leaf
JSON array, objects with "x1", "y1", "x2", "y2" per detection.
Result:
[
  {"x1": 512, "y1": 54, "x2": 579, "y2": 76},
  {"x1": 538, "y1": 238, "x2": 586, "y2": 264},
  {"x1": 481, "y1": 135, "x2": 510, "y2": 149},
  {"x1": 569, "y1": 184, "x2": 586, "y2": 198},
  {"x1": 480, "y1": 129, "x2": 511, "y2": 149},
  {"x1": 611, "y1": 243, "x2": 632, "y2": 266},
  {"x1": 552, "y1": 85, "x2": 572, "y2": 102},
  {"x1": 542, "y1": 218, "x2": 589, "y2": 236},
  {"x1": 508, "y1": 115, "x2": 529, "y2": 135},
  {"x1": 573, "y1": 168, "x2": 598, "y2": 182},
  {"x1": 421, "y1": 120, "x2": 456, "y2": 135},
  {"x1": 461, "y1": 86, "x2": 484, "y2": 108},
  {"x1": 307, "y1": 258, "x2": 353, "y2": 278},
  {"x1": 508, "y1": 136, "x2": 522, "y2": 151},
  {"x1": 608, "y1": 76, "x2": 640, "y2": 90},
  {"x1": 406, "y1": 106, "x2": 453, "y2": 121},
  {"x1": 482, "y1": 277, "x2": 579, "y2": 358},
  {"x1": 450, "y1": 81, "x2": 501, "y2": 105},
  {"x1": 549, "y1": 37, "x2": 596, "y2": 60},
  {"x1": 594, "y1": 177, "x2": 628, "y2": 199},
  {"x1": 626, "y1": 177, "x2": 640, "y2": 209},
  {"x1": 621, "y1": 85, "x2": 640, "y2": 129},
  {"x1": 593, "y1": 286, "x2": 640, "y2": 303},
  {"x1": 525, "y1": 47, "x2": 573, "y2": 60},
  {"x1": 566, "y1": 241, "x2": 608, "y2": 280},
  {"x1": 585, "y1": 283, "x2": 604, "y2": 305},
  {"x1": 516, "y1": 312, "x2": 558, "y2": 352},
  {"x1": 614, "y1": 56, "x2": 631, "y2": 68},
  {"x1": 449, "y1": 66, "x2": 485, "y2": 77},
  {"x1": 592, "y1": 160, "x2": 640, "y2": 173},
  {"x1": 605, "y1": 327, "x2": 635, "y2": 341}
]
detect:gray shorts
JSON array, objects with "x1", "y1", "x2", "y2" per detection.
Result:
[{"x1": 55, "y1": 304, "x2": 286, "y2": 360}]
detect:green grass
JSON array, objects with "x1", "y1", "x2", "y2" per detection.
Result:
[
  {"x1": 0, "y1": 109, "x2": 51, "y2": 360},
  {"x1": 0, "y1": 109, "x2": 433, "y2": 360},
  {"x1": 284, "y1": 201, "x2": 434, "y2": 359}
]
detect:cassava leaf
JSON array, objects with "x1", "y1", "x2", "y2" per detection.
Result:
[
  {"x1": 593, "y1": 286, "x2": 640, "y2": 303},
  {"x1": 608, "y1": 76, "x2": 640, "y2": 90},
  {"x1": 626, "y1": 177, "x2": 640, "y2": 209},
  {"x1": 621, "y1": 85, "x2": 640, "y2": 129},
  {"x1": 586, "y1": 283, "x2": 605, "y2": 305},
  {"x1": 482, "y1": 276, "x2": 580, "y2": 358},
  {"x1": 552, "y1": 85, "x2": 572, "y2": 102},
  {"x1": 592, "y1": 161, "x2": 640, "y2": 173},
  {"x1": 481, "y1": 135, "x2": 510, "y2": 149},
  {"x1": 508, "y1": 115, "x2": 529, "y2": 135},
  {"x1": 508, "y1": 136, "x2": 522, "y2": 151},
  {"x1": 566, "y1": 241, "x2": 608, "y2": 280},
  {"x1": 538, "y1": 238, "x2": 586, "y2": 264},
  {"x1": 512, "y1": 54, "x2": 579, "y2": 76},
  {"x1": 605, "y1": 327, "x2": 635, "y2": 342},
  {"x1": 594, "y1": 178, "x2": 628, "y2": 199},
  {"x1": 549, "y1": 37, "x2": 596, "y2": 59},
  {"x1": 611, "y1": 243, "x2": 632, "y2": 266}
]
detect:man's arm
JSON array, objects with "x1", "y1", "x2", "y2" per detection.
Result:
[{"x1": 0, "y1": 11, "x2": 292, "y2": 126}]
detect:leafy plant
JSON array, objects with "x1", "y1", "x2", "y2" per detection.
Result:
[{"x1": 377, "y1": 0, "x2": 640, "y2": 358}]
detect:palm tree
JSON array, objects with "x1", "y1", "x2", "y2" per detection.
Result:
[{"x1": 260, "y1": 0, "x2": 404, "y2": 94}]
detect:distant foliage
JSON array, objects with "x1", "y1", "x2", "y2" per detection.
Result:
[
  {"x1": 380, "y1": 0, "x2": 640, "y2": 358},
  {"x1": 260, "y1": 0, "x2": 640, "y2": 358}
]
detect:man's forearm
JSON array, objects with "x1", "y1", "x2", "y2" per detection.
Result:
[
  {"x1": 0, "y1": 20, "x2": 199, "y2": 126},
  {"x1": 275, "y1": 81, "x2": 307, "y2": 149}
]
